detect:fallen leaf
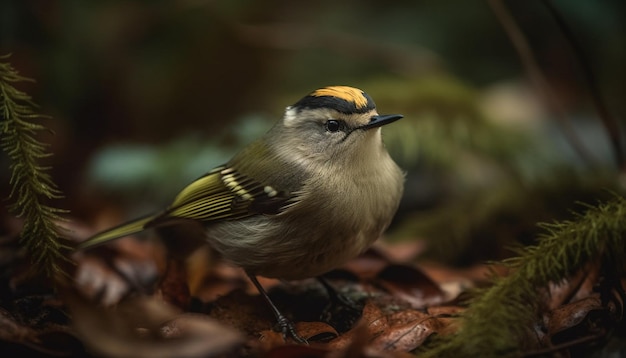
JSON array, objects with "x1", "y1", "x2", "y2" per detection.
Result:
[
  {"x1": 0, "y1": 305, "x2": 82, "y2": 356},
  {"x1": 258, "y1": 329, "x2": 288, "y2": 352},
  {"x1": 327, "y1": 301, "x2": 388, "y2": 350},
  {"x1": 341, "y1": 248, "x2": 393, "y2": 280},
  {"x1": 425, "y1": 305, "x2": 465, "y2": 317},
  {"x1": 296, "y1": 321, "x2": 338, "y2": 342},
  {"x1": 159, "y1": 313, "x2": 243, "y2": 356},
  {"x1": 372, "y1": 240, "x2": 426, "y2": 263},
  {"x1": 545, "y1": 294, "x2": 605, "y2": 345},
  {"x1": 376, "y1": 264, "x2": 444, "y2": 309},
  {"x1": 67, "y1": 293, "x2": 242, "y2": 358},
  {"x1": 370, "y1": 315, "x2": 434, "y2": 352},
  {"x1": 263, "y1": 344, "x2": 330, "y2": 358},
  {"x1": 209, "y1": 288, "x2": 277, "y2": 337},
  {"x1": 72, "y1": 238, "x2": 164, "y2": 306},
  {"x1": 189, "y1": 256, "x2": 248, "y2": 302},
  {"x1": 546, "y1": 263, "x2": 599, "y2": 310},
  {"x1": 158, "y1": 259, "x2": 192, "y2": 309}
]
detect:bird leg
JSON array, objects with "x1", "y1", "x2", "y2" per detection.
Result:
[
  {"x1": 246, "y1": 272, "x2": 308, "y2": 344},
  {"x1": 317, "y1": 276, "x2": 364, "y2": 332}
]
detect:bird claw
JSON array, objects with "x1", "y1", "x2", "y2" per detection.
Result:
[
  {"x1": 318, "y1": 277, "x2": 364, "y2": 332},
  {"x1": 246, "y1": 273, "x2": 308, "y2": 344},
  {"x1": 276, "y1": 315, "x2": 308, "y2": 344}
]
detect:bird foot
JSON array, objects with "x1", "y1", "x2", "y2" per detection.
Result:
[
  {"x1": 318, "y1": 277, "x2": 364, "y2": 332},
  {"x1": 276, "y1": 315, "x2": 308, "y2": 344}
]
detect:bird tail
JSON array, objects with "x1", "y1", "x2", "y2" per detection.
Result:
[{"x1": 76, "y1": 214, "x2": 158, "y2": 250}]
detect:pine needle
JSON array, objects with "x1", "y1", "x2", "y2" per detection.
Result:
[{"x1": 0, "y1": 54, "x2": 70, "y2": 279}]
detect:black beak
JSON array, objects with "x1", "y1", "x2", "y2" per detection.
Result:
[{"x1": 358, "y1": 114, "x2": 403, "y2": 130}]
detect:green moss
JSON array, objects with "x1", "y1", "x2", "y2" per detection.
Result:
[{"x1": 422, "y1": 195, "x2": 626, "y2": 357}]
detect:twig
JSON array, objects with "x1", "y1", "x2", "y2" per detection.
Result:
[
  {"x1": 522, "y1": 329, "x2": 606, "y2": 357},
  {"x1": 541, "y1": 0, "x2": 625, "y2": 170},
  {"x1": 487, "y1": 0, "x2": 600, "y2": 168}
]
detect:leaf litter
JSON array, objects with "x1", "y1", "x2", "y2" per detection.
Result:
[{"x1": 0, "y1": 219, "x2": 623, "y2": 357}]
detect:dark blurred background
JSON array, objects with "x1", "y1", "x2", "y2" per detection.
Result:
[{"x1": 1, "y1": 0, "x2": 625, "y2": 264}]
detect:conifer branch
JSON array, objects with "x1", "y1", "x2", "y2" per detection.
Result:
[
  {"x1": 423, "y1": 195, "x2": 626, "y2": 357},
  {"x1": 0, "y1": 54, "x2": 69, "y2": 279}
]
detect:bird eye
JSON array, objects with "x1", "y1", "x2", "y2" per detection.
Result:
[{"x1": 325, "y1": 120, "x2": 344, "y2": 133}]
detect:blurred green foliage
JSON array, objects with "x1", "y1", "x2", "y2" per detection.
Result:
[
  {"x1": 84, "y1": 114, "x2": 269, "y2": 207},
  {"x1": 1, "y1": 0, "x2": 625, "y2": 264}
]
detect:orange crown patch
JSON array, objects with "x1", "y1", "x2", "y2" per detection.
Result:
[{"x1": 311, "y1": 86, "x2": 370, "y2": 110}]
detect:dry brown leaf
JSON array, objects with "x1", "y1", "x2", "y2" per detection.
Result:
[
  {"x1": 184, "y1": 246, "x2": 215, "y2": 295},
  {"x1": 158, "y1": 259, "x2": 192, "y2": 309},
  {"x1": 375, "y1": 264, "x2": 444, "y2": 309},
  {"x1": 546, "y1": 263, "x2": 600, "y2": 310},
  {"x1": 209, "y1": 288, "x2": 277, "y2": 337},
  {"x1": 332, "y1": 325, "x2": 420, "y2": 358},
  {"x1": 341, "y1": 248, "x2": 393, "y2": 280},
  {"x1": 0, "y1": 305, "x2": 82, "y2": 356},
  {"x1": 417, "y1": 260, "x2": 506, "y2": 283},
  {"x1": 258, "y1": 329, "x2": 289, "y2": 351},
  {"x1": 545, "y1": 294, "x2": 604, "y2": 345},
  {"x1": 74, "y1": 254, "x2": 135, "y2": 305},
  {"x1": 325, "y1": 300, "x2": 457, "y2": 354},
  {"x1": 159, "y1": 313, "x2": 243, "y2": 355},
  {"x1": 370, "y1": 316, "x2": 435, "y2": 352},
  {"x1": 257, "y1": 321, "x2": 338, "y2": 352},
  {"x1": 66, "y1": 239, "x2": 474, "y2": 356},
  {"x1": 327, "y1": 301, "x2": 389, "y2": 350},
  {"x1": 67, "y1": 293, "x2": 242, "y2": 358},
  {"x1": 425, "y1": 305, "x2": 465, "y2": 317},
  {"x1": 188, "y1": 253, "x2": 248, "y2": 301},
  {"x1": 73, "y1": 237, "x2": 165, "y2": 306},
  {"x1": 359, "y1": 300, "x2": 392, "y2": 338},
  {"x1": 263, "y1": 344, "x2": 331, "y2": 358},
  {"x1": 372, "y1": 240, "x2": 426, "y2": 263},
  {"x1": 296, "y1": 321, "x2": 339, "y2": 341}
]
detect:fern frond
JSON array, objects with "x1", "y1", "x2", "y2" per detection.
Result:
[
  {"x1": 423, "y1": 195, "x2": 626, "y2": 357},
  {"x1": 0, "y1": 54, "x2": 69, "y2": 279}
]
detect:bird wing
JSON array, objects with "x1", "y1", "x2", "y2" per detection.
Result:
[{"x1": 77, "y1": 165, "x2": 291, "y2": 250}]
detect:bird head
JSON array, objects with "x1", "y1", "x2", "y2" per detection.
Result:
[{"x1": 274, "y1": 86, "x2": 403, "y2": 165}]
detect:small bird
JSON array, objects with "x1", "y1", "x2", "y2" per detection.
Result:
[{"x1": 77, "y1": 85, "x2": 404, "y2": 342}]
